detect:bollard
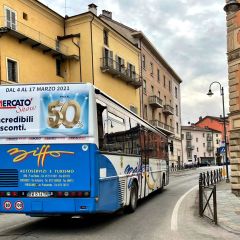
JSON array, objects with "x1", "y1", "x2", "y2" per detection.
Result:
[{"x1": 199, "y1": 173, "x2": 203, "y2": 217}]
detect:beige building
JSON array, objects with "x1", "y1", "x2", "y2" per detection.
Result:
[
  {"x1": 100, "y1": 11, "x2": 183, "y2": 168},
  {"x1": 182, "y1": 126, "x2": 222, "y2": 166},
  {"x1": 224, "y1": 0, "x2": 240, "y2": 196}
]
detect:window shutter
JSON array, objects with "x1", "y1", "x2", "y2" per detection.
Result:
[
  {"x1": 11, "y1": 11, "x2": 16, "y2": 30},
  {"x1": 109, "y1": 51, "x2": 113, "y2": 67},
  {"x1": 127, "y1": 63, "x2": 130, "y2": 77},
  {"x1": 121, "y1": 58, "x2": 125, "y2": 73},
  {"x1": 6, "y1": 9, "x2": 11, "y2": 28},
  {"x1": 132, "y1": 65, "x2": 136, "y2": 79}
]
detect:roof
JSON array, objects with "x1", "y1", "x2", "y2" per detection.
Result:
[
  {"x1": 182, "y1": 125, "x2": 221, "y2": 133},
  {"x1": 100, "y1": 15, "x2": 182, "y2": 84},
  {"x1": 195, "y1": 116, "x2": 229, "y2": 125}
]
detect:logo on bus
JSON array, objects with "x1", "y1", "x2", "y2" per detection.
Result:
[
  {"x1": 0, "y1": 98, "x2": 32, "y2": 110},
  {"x1": 7, "y1": 145, "x2": 75, "y2": 167}
]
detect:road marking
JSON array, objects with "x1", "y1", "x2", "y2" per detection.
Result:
[{"x1": 171, "y1": 185, "x2": 198, "y2": 231}]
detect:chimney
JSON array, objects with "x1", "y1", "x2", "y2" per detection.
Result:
[
  {"x1": 199, "y1": 116, "x2": 202, "y2": 121},
  {"x1": 102, "y1": 10, "x2": 112, "y2": 19},
  {"x1": 88, "y1": 3, "x2": 97, "y2": 15}
]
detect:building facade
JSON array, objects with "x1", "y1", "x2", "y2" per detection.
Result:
[
  {"x1": 100, "y1": 11, "x2": 183, "y2": 168},
  {"x1": 0, "y1": 1, "x2": 141, "y2": 113},
  {"x1": 224, "y1": 0, "x2": 240, "y2": 196},
  {"x1": 182, "y1": 126, "x2": 222, "y2": 166}
]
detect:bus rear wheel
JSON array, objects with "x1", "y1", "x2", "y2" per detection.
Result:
[{"x1": 125, "y1": 181, "x2": 138, "y2": 213}]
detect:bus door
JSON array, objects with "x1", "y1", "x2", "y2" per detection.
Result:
[{"x1": 140, "y1": 127, "x2": 150, "y2": 198}]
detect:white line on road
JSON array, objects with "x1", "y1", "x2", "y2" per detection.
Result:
[{"x1": 171, "y1": 185, "x2": 198, "y2": 232}]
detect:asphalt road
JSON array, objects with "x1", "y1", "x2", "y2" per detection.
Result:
[{"x1": 0, "y1": 167, "x2": 239, "y2": 240}]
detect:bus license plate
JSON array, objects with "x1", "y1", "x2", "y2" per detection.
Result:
[{"x1": 27, "y1": 192, "x2": 50, "y2": 198}]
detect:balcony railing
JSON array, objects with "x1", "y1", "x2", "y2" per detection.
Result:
[
  {"x1": 0, "y1": 16, "x2": 72, "y2": 58},
  {"x1": 149, "y1": 96, "x2": 163, "y2": 108},
  {"x1": 207, "y1": 146, "x2": 213, "y2": 152},
  {"x1": 149, "y1": 120, "x2": 174, "y2": 134},
  {"x1": 100, "y1": 57, "x2": 142, "y2": 88},
  {"x1": 186, "y1": 145, "x2": 195, "y2": 150},
  {"x1": 207, "y1": 135, "x2": 212, "y2": 141},
  {"x1": 163, "y1": 104, "x2": 174, "y2": 115}
]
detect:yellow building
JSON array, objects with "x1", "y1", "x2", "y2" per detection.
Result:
[{"x1": 0, "y1": 0, "x2": 141, "y2": 113}]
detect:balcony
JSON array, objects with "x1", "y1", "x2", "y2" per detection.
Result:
[
  {"x1": 0, "y1": 17, "x2": 77, "y2": 60},
  {"x1": 186, "y1": 145, "x2": 194, "y2": 150},
  {"x1": 100, "y1": 58, "x2": 142, "y2": 88},
  {"x1": 207, "y1": 146, "x2": 213, "y2": 152},
  {"x1": 163, "y1": 104, "x2": 174, "y2": 115},
  {"x1": 149, "y1": 96, "x2": 163, "y2": 108},
  {"x1": 149, "y1": 120, "x2": 174, "y2": 134},
  {"x1": 207, "y1": 135, "x2": 212, "y2": 141},
  {"x1": 186, "y1": 134, "x2": 192, "y2": 140}
]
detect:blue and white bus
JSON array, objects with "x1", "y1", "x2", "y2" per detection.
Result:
[{"x1": 0, "y1": 83, "x2": 169, "y2": 216}]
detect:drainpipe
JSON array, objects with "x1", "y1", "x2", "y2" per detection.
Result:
[
  {"x1": 139, "y1": 37, "x2": 143, "y2": 118},
  {"x1": 72, "y1": 38, "x2": 82, "y2": 82},
  {"x1": 90, "y1": 14, "x2": 95, "y2": 85}
]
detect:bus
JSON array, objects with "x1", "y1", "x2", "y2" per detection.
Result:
[{"x1": 0, "y1": 83, "x2": 169, "y2": 216}]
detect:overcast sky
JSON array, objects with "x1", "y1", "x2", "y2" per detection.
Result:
[{"x1": 39, "y1": 0, "x2": 228, "y2": 125}]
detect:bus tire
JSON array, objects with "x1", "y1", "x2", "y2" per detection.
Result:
[
  {"x1": 125, "y1": 181, "x2": 138, "y2": 213},
  {"x1": 158, "y1": 175, "x2": 165, "y2": 193}
]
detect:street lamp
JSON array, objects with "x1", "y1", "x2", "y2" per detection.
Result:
[
  {"x1": 224, "y1": 0, "x2": 240, "y2": 13},
  {"x1": 207, "y1": 81, "x2": 230, "y2": 183}
]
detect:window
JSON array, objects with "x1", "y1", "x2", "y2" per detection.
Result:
[
  {"x1": 5, "y1": 7, "x2": 17, "y2": 30},
  {"x1": 56, "y1": 59, "x2": 62, "y2": 77},
  {"x1": 203, "y1": 133, "x2": 205, "y2": 137},
  {"x1": 143, "y1": 80, "x2": 146, "y2": 94},
  {"x1": 157, "y1": 69, "x2": 160, "y2": 82},
  {"x1": 169, "y1": 80, "x2": 171, "y2": 92},
  {"x1": 103, "y1": 48, "x2": 113, "y2": 67},
  {"x1": 115, "y1": 55, "x2": 125, "y2": 73},
  {"x1": 187, "y1": 151, "x2": 191, "y2": 158},
  {"x1": 144, "y1": 105, "x2": 148, "y2": 120},
  {"x1": 176, "y1": 105, "x2": 178, "y2": 116},
  {"x1": 196, "y1": 138, "x2": 198, "y2": 142},
  {"x1": 7, "y1": 58, "x2": 18, "y2": 82},
  {"x1": 158, "y1": 91, "x2": 160, "y2": 98},
  {"x1": 159, "y1": 113, "x2": 161, "y2": 121},
  {"x1": 23, "y1": 12, "x2": 28, "y2": 20},
  {"x1": 150, "y1": 62, "x2": 153, "y2": 76},
  {"x1": 203, "y1": 143, "x2": 205, "y2": 147},
  {"x1": 103, "y1": 29, "x2": 108, "y2": 46},
  {"x1": 197, "y1": 147, "x2": 199, "y2": 152},
  {"x1": 142, "y1": 54, "x2": 146, "y2": 69},
  {"x1": 176, "y1": 122, "x2": 179, "y2": 134},
  {"x1": 151, "y1": 85, "x2": 154, "y2": 95},
  {"x1": 204, "y1": 152, "x2": 206, "y2": 157},
  {"x1": 175, "y1": 87, "x2": 178, "y2": 98},
  {"x1": 170, "y1": 119, "x2": 172, "y2": 126},
  {"x1": 216, "y1": 139, "x2": 219, "y2": 144},
  {"x1": 164, "y1": 75, "x2": 166, "y2": 87},
  {"x1": 216, "y1": 134, "x2": 218, "y2": 137},
  {"x1": 127, "y1": 63, "x2": 136, "y2": 79},
  {"x1": 130, "y1": 106, "x2": 138, "y2": 114}
]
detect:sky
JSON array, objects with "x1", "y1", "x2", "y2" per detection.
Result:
[{"x1": 39, "y1": 0, "x2": 228, "y2": 125}]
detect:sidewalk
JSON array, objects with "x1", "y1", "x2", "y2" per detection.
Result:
[{"x1": 217, "y1": 181, "x2": 240, "y2": 234}]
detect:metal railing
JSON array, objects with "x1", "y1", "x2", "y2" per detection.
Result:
[
  {"x1": 0, "y1": 16, "x2": 69, "y2": 55},
  {"x1": 199, "y1": 168, "x2": 223, "y2": 225},
  {"x1": 149, "y1": 120, "x2": 174, "y2": 133},
  {"x1": 163, "y1": 104, "x2": 174, "y2": 114},
  {"x1": 149, "y1": 96, "x2": 163, "y2": 107},
  {"x1": 100, "y1": 57, "x2": 142, "y2": 87}
]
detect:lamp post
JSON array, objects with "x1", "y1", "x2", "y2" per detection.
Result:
[{"x1": 207, "y1": 81, "x2": 229, "y2": 183}]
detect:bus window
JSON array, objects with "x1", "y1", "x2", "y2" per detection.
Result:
[{"x1": 97, "y1": 103, "x2": 107, "y2": 150}]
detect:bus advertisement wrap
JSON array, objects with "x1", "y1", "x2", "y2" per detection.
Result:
[{"x1": 0, "y1": 84, "x2": 89, "y2": 138}]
